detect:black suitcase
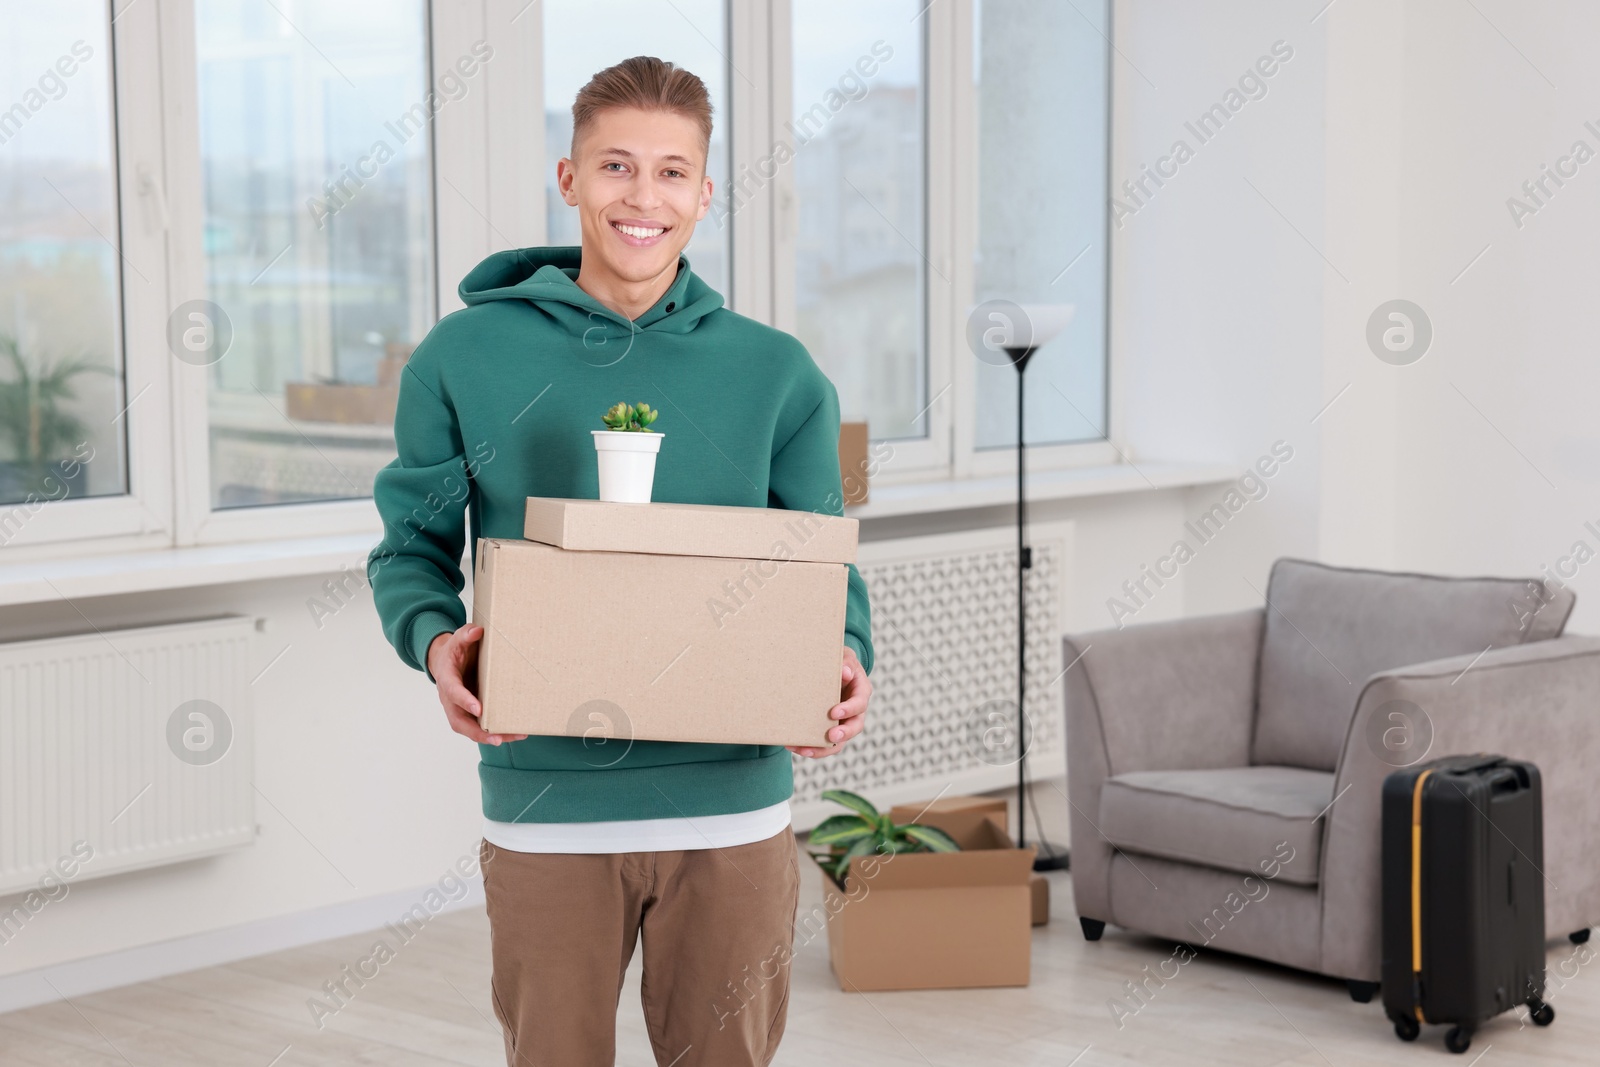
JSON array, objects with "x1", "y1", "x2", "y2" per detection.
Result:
[{"x1": 1381, "y1": 754, "x2": 1554, "y2": 1054}]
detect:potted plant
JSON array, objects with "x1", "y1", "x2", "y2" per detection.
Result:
[
  {"x1": 592, "y1": 401, "x2": 665, "y2": 503},
  {"x1": 806, "y1": 788, "x2": 961, "y2": 891},
  {"x1": 0, "y1": 332, "x2": 108, "y2": 503}
]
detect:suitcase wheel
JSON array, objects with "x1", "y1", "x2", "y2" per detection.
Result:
[
  {"x1": 1445, "y1": 1027, "x2": 1472, "y2": 1054},
  {"x1": 1571, "y1": 927, "x2": 1592, "y2": 945},
  {"x1": 1528, "y1": 999, "x2": 1555, "y2": 1027},
  {"x1": 1391, "y1": 1015, "x2": 1420, "y2": 1042}
]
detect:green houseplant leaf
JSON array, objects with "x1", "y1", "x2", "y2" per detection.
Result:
[
  {"x1": 599, "y1": 400, "x2": 660, "y2": 432},
  {"x1": 819, "y1": 788, "x2": 879, "y2": 820},
  {"x1": 900, "y1": 823, "x2": 962, "y2": 852},
  {"x1": 832, "y1": 833, "x2": 879, "y2": 882},
  {"x1": 807, "y1": 814, "x2": 875, "y2": 848},
  {"x1": 806, "y1": 789, "x2": 964, "y2": 891}
]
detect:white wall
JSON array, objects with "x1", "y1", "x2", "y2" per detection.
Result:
[
  {"x1": 1110, "y1": 0, "x2": 1328, "y2": 616},
  {"x1": 0, "y1": 567, "x2": 488, "y2": 995},
  {"x1": 1116, "y1": 0, "x2": 1599, "y2": 631},
  {"x1": 1384, "y1": 0, "x2": 1600, "y2": 632}
]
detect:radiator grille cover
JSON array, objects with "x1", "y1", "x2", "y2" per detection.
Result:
[
  {"x1": 0, "y1": 616, "x2": 256, "y2": 896},
  {"x1": 792, "y1": 524, "x2": 1069, "y2": 829}
]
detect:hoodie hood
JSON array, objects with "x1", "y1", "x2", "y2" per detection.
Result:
[{"x1": 458, "y1": 245, "x2": 724, "y2": 339}]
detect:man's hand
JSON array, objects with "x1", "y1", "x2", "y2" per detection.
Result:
[
  {"x1": 789, "y1": 645, "x2": 871, "y2": 759},
  {"x1": 428, "y1": 624, "x2": 528, "y2": 746}
]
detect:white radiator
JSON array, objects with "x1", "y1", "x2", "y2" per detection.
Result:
[
  {"x1": 0, "y1": 616, "x2": 256, "y2": 896},
  {"x1": 792, "y1": 522, "x2": 1071, "y2": 829}
]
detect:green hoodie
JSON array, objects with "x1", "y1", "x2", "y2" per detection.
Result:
[{"x1": 366, "y1": 246, "x2": 873, "y2": 823}]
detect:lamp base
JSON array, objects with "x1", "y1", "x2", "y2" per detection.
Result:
[{"x1": 1029, "y1": 840, "x2": 1071, "y2": 872}]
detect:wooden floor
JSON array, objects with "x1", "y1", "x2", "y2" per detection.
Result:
[{"x1": 3, "y1": 836, "x2": 1595, "y2": 1066}]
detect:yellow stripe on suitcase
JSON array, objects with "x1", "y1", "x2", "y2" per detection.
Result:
[{"x1": 1411, "y1": 769, "x2": 1435, "y2": 1024}]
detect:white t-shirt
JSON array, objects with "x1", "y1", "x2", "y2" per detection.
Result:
[{"x1": 482, "y1": 799, "x2": 793, "y2": 854}]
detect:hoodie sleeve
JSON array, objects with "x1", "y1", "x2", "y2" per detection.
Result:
[
  {"x1": 365, "y1": 334, "x2": 477, "y2": 680},
  {"x1": 767, "y1": 378, "x2": 875, "y2": 676}
]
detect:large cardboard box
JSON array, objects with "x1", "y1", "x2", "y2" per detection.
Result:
[
  {"x1": 473, "y1": 497, "x2": 857, "y2": 746},
  {"x1": 818, "y1": 795, "x2": 1035, "y2": 991}
]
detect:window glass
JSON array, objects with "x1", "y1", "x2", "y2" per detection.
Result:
[
  {"x1": 972, "y1": 0, "x2": 1109, "y2": 448},
  {"x1": 195, "y1": 1, "x2": 434, "y2": 507},
  {"x1": 0, "y1": 2, "x2": 124, "y2": 511},
  {"x1": 791, "y1": 2, "x2": 926, "y2": 440},
  {"x1": 542, "y1": 0, "x2": 731, "y2": 300}
]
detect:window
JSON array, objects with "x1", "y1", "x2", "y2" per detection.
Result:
[
  {"x1": 789, "y1": 2, "x2": 926, "y2": 442},
  {"x1": 194, "y1": 1, "x2": 434, "y2": 508},
  {"x1": 0, "y1": 1, "x2": 125, "y2": 509},
  {"x1": 541, "y1": 0, "x2": 731, "y2": 299},
  {"x1": 971, "y1": 0, "x2": 1109, "y2": 450},
  {"x1": 3, "y1": 1, "x2": 1115, "y2": 560}
]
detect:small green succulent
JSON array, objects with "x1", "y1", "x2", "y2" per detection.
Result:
[
  {"x1": 600, "y1": 401, "x2": 659, "y2": 432},
  {"x1": 806, "y1": 788, "x2": 961, "y2": 889}
]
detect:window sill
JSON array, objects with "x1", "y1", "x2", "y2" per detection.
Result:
[
  {"x1": 0, "y1": 462, "x2": 1238, "y2": 607},
  {"x1": 844, "y1": 460, "x2": 1241, "y2": 520},
  {"x1": 0, "y1": 532, "x2": 379, "y2": 609}
]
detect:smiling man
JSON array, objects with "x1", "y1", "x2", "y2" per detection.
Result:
[{"x1": 365, "y1": 56, "x2": 874, "y2": 1067}]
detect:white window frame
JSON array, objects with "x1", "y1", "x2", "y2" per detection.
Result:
[{"x1": 768, "y1": 0, "x2": 1119, "y2": 486}]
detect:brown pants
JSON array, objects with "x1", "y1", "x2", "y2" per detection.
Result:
[{"x1": 479, "y1": 827, "x2": 801, "y2": 1067}]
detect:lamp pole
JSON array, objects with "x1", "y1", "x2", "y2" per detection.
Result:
[
  {"x1": 967, "y1": 299, "x2": 1074, "y2": 872},
  {"x1": 1004, "y1": 340, "x2": 1069, "y2": 872}
]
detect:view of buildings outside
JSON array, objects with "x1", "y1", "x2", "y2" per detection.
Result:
[
  {"x1": 972, "y1": 0, "x2": 1109, "y2": 449},
  {"x1": 195, "y1": 1, "x2": 434, "y2": 507},
  {"x1": 791, "y1": 3, "x2": 925, "y2": 442}
]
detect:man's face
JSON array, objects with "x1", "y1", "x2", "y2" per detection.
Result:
[{"x1": 558, "y1": 107, "x2": 712, "y2": 286}]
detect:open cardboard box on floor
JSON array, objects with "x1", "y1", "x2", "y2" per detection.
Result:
[
  {"x1": 818, "y1": 795, "x2": 1036, "y2": 991},
  {"x1": 886, "y1": 795, "x2": 1050, "y2": 925},
  {"x1": 472, "y1": 497, "x2": 857, "y2": 747}
]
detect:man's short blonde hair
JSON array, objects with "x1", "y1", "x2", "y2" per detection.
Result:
[{"x1": 572, "y1": 55, "x2": 713, "y2": 167}]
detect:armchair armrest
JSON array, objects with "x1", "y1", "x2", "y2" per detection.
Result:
[
  {"x1": 1064, "y1": 608, "x2": 1264, "y2": 920},
  {"x1": 1319, "y1": 635, "x2": 1600, "y2": 981}
]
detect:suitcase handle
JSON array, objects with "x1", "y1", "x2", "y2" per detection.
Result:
[
  {"x1": 1447, "y1": 754, "x2": 1508, "y2": 775},
  {"x1": 1488, "y1": 766, "x2": 1530, "y2": 794}
]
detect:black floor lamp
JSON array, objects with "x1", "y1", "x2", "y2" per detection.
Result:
[{"x1": 985, "y1": 301, "x2": 1075, "y2": 873}]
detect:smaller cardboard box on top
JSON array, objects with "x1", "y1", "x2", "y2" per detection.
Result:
[
  {"x1": 818, "y1": 795, "x2": 1036, "y2": 992},
  {"x1": 473, "y1": 497, "x2": 857, "y2": 747}
]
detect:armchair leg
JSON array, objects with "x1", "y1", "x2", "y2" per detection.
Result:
[
  {"x1": 1347, "y1": 979, "x2": 1379, "y2": 1003},
  {"x1": 1079, "y1": 917, "x2": 1106, "y2": 942},
  {"x1": 1571, "y1": 928, "x2": 1591, "y2": 945}
]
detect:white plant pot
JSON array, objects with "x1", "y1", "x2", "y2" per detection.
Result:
[{"x1": 592, "y1": 430, "x2": 665, "y2": 503}]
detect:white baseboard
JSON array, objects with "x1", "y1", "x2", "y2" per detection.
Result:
[{"x1": 0, "y1": 876, "x2": 484, "y2": 1017}]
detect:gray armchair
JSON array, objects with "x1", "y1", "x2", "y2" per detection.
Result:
[{"x1": 1063, "y1": 558, "x2": 1600, "y2": 993}]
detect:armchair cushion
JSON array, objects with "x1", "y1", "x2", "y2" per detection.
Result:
[
  {"x1": 1251, "y1": 559, "x2": 1574, "y2": 770},
  {"x1": 1098, "y1": 766, "x2": 1333, "y2": 887}
]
